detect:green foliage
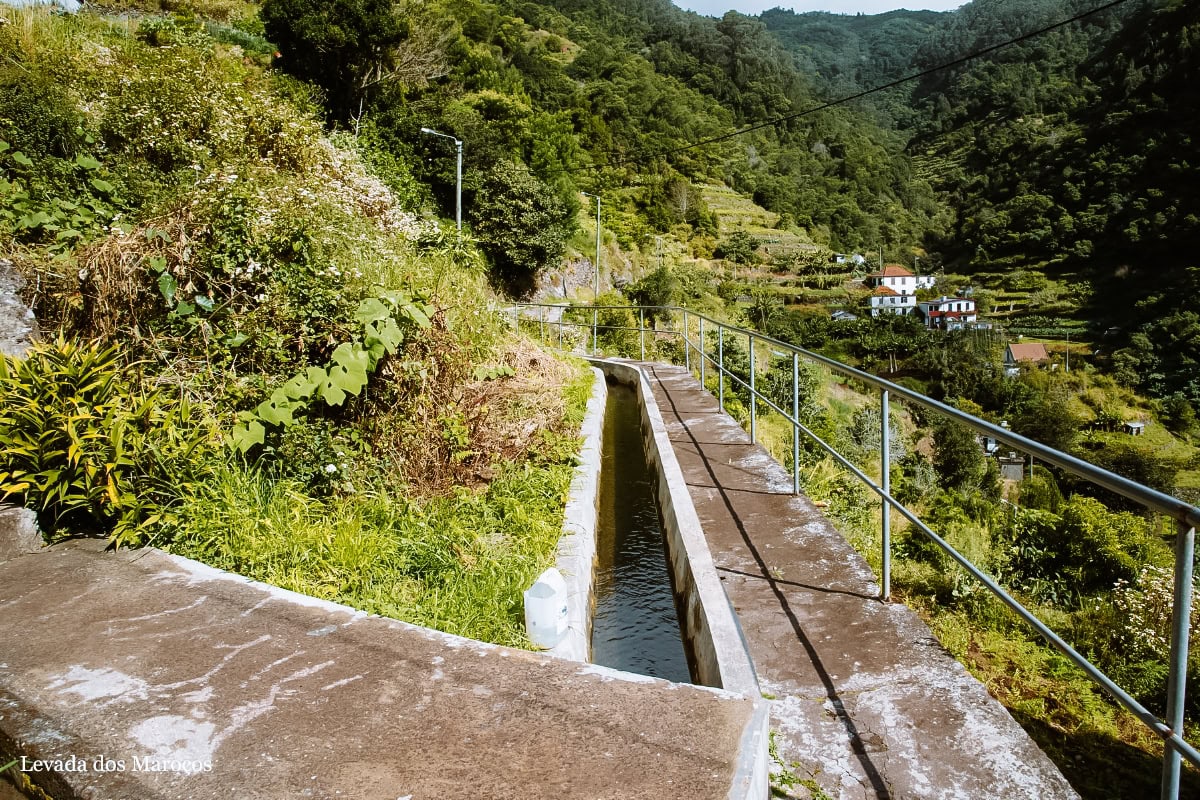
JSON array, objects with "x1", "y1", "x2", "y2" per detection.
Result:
[
  {"x1": 996, "y1": 498, "x2": 1168, "y2": 599},
  {"x1": 0, "y1": 337, "x2": 209, "y2": 544},
  {"x1": 716, "y1": 230, "x2": 760, "y2": 264},
  {"x1": 469, "y1": 159, "x2": 573, "y2": 294},
  {"x1": 931, "y1": 416, "x2": 986, "y2": 492},
  {"x1": 231, "y1": 291, "x2": 434, "y2": 453},
  {"x1": 260, "y1": 0, "x2": 408, "y2": 120},
  {"x1": 0, "y1": 142, "x2": 123, "y2": 253}
]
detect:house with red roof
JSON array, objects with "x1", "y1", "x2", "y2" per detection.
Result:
[
  {"x1": 1004, "y1": 343, "x2": 1050, "y2": 376},
  {"x1": 866, "y1": 264, "x2": 936, "y2": 296},
  {"x1": 868, "y1": 285, "x2": 917, "y2": 317},
  {"x1": 918, "y1": 296, "x2": 977, "y2": 330}
]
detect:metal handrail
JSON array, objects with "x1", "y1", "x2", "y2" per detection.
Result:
[{"x1": 507, "y1": 301, "x2": 1200, "y2": 798}]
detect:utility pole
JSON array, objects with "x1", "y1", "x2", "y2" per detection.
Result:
[{"x1": 581, "y1": 191, "x2": 601, "y2": 352}]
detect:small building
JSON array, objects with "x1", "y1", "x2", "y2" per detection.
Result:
[
  {"x1": 866, "y1": 264, "x2": 936, "y2": 296},
  {"x1": 1123, "y1": 420, "x2": 1147, "y2": 436},
  {"x1": 998, "y1": 454, "x2": 1027, "y2": 482},
  {"x1": 830, "y1": 309, "x2": 858, "y2": 322},
  {"x1": 1004, "y1": 343, "x2": 1050, "y2": 376},
  {"x1": 918, "y1": 296, "x2": 978, "y2": 330},
  {"x1": 868, "y1": 285, "x2": 916, "y2": 317},
  {"x1": 831, "y1": 253, "x2": 847, "y2": 264}
]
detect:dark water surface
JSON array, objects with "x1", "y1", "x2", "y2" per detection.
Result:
[{"x1": 591, "y1": 381, "x2": 692, "y2": 683}]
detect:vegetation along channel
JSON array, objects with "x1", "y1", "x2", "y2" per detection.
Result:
[
  {"x1": 1, "y1": 0, "x2": 1199, "y2": 796},
  {"x1": 591, "y1": 379, "x2": 692, "y2": 683}
]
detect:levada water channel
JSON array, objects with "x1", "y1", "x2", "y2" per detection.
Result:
[{"x1": 590, "y1": 379, "x2": 692, "y2": 683}]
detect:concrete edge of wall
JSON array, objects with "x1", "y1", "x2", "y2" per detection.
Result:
[
  {"x1": 547, "y1": 366, "x2": 607, "y2": 663},
  {"x1": 590, "y1": 359, "x2": 767, "y2": 800}
]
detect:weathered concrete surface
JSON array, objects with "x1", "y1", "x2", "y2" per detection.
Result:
[
  {"x1": 593, "y1": 359, "x2": 769, "y2": 800},
  {"x1": 640, "y1": 362, "x2": 1079, "y2": 800},
  {"x1": 0, "y1": 506, "x2": 40, "y2": 563},
  {"x1": 0, "y1": 541, "x2": 758, "y2": 800},
  {"x1": 549, "y1": 366, "x2": 606, "y2": 663},
  {"x1": 0, "y1": 259, "x2": 35, "y2": 358}
]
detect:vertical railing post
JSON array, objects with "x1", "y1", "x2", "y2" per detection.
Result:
[
  {"x1": 699, "y1": 317, "x2": 706, "y2": 388},
  {"x1": 718, "y1": 326, "x2": 725, "y2": 410},
  {"x1": 639, "y1": 308, "x2": 645, "y2": 361},
  {"x1": 540, "y1": 312, "x2": 545, "y2": 343},
  {"x1": 1162, "y1": 521, "x2": 1195, "y2": 800},
  {"x1": 792, "y1": 352, "x2": 800, "y2": 496},
  {"x1": 557, "y1": 316, "x2": 562, "y2": 349},
  {"x1": 880, "y1": 389, "x2": 892, "y2": 602},
  {"x1": 592, "y1": 305, "x2": 598, "y2": 355},
  {"x1": 749, "y1": 333, "x2": 756, "y2": 444},
  {"x1": 684, "y1": 310, "x2": 690, "y2": 373}
]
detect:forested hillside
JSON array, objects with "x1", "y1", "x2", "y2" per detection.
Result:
[
  {"x1": 257, "y1": 0, "x2": 948, "y2": 280},
  {"x1": 762, "y1": 0, "x2": 1198, "y2": 402}
]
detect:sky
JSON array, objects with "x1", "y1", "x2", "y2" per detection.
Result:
[{"x1": 673, "y1": 1, "x2": 964, "y2": 16}]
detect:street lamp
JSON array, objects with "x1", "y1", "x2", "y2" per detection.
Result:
[
  {"x1": 420, "y1": 127, "x2": 462, "y2": 232},
  {"x1": 581, "y1": 191, "x2": 601, "y2": 352}
]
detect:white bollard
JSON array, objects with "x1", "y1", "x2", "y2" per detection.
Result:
[{"x1": 524, "y1": 567, "x2": 569, "y2": 648}]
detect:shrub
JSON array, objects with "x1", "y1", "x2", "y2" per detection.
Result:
[{"x1": 0, "y1": 337, "x2": 210, "y2": 544}]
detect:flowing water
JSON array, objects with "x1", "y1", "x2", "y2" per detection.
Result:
[{"x1": 590, "y1": 381, "x2": 692, "y2": 683}]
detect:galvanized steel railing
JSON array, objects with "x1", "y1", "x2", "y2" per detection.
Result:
[{"x1": 506, "y1": 301, "x2": 1200, "y2": 799}]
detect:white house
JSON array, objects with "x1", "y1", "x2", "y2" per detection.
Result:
[
  {"x1": 869, "y1": 286, "x2": 916, "y2": 317},
  {"x1": 866, "y1": 264, "x2": 936, "y2": 296},
  {"x1": 918, "y1": 296, "x2": 977, "y2": 330}
]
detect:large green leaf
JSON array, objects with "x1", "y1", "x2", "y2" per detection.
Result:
[
  {"x1": 230, "y1": 420, "x2": 266, "y2": 454},
  {"x1": 157, "y1": 273, "x2": 177, "y2": 305},
  {"x1": 319, "y1": 343, "x2": 370, "y2": 406},
  {"x1": 255, "y1": 389, "x2": 301, "y2": 426},
  {"x1": 354, "y1": 297, "x2": 391, "y2": 325}
]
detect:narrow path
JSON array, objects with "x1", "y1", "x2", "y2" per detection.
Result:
[{"x1": 639, "y1": 362, "x2": 1078, "y2": 800}]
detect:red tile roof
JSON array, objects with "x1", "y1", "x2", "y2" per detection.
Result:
[
  {"x1": 868, "y1": 264, "x2": 914, "y2": 278},
  {"x1": 1007, "y1": 343, "x2": 1049, "y2": 362},
  {"x1": 872, "y1": 286, "x2": 899, "y2": 296}
]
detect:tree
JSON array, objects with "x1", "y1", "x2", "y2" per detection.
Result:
[
  {"x1": 932, "y1": 417, "x2": 986, "y2": 492},
  {"x1": 261, "y1": 0, "x2": 408, "y2": 120},
  {"x1": 469, "y1": 160, "x2": 573, "y2": 295},
  {"x1": 716, "y1": 230, "x2": 760, "y2": 264}
]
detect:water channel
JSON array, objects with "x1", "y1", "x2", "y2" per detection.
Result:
[{"x1": 590, "y1": 380, "x2": 692, "y2": 683}]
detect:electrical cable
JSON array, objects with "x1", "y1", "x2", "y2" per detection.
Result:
[{"x1": 586, "y1": 0, "x2": 1135, "y2": 170}]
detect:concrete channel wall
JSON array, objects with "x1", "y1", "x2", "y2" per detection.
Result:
[
  {"x1": 548, "y1": 367, "x2": 606, "y2": 663},
  {"x1": 589, "y1": 359, "x2": 768, "y2": 800}
]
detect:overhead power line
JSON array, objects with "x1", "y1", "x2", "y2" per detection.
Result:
[{"x1": 588, "y1": 0, "x2": 1134, "y2": 170}]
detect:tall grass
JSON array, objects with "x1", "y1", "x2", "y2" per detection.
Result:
[{"x1": 168, "y1": 452, "x2": 579, "y2": 647}]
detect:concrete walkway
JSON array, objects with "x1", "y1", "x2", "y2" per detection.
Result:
[
  {"x1": 640, "y1": 362, "x2": 1078, "y2": 800},
  {"x1": 0, "y1": 538, "x2": 758, "y2": 800}
]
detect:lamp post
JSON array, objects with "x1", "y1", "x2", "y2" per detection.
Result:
[
  {"x1": 420, "y1": 127, "x2": 462, "y2": 232},
  {"x1": 581, "y1": 191, "x2": 601, "y2": 352}
]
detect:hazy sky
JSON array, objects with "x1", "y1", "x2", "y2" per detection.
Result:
[{"x1": 673, "y1": 1, "x2": 963, "y2": 16}]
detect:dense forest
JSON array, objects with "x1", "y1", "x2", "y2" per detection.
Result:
[
  {"x1": 762, "y1": 0, "x2": 1199, "y2": 401},
  {"x1": 248, "y1": 0, "x2": 1199, "y2": 399}
]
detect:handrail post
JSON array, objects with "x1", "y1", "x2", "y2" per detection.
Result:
[
  {"x1": 749, "y1": 333, "x2": 756, "y2": 444},
  {"x1": 684, "y1": 310, "x2": 690, "y2": 373},
  {"x1": 792, "y1": 352, "x2": 800, "y2": 496},
  {"x1": 881, "y1": 389, "x2": 891, "y2": 602},
  {"x1": 718, "y1": 326, "x2": 725, "y2": 410},
  {"x1": 700, "y1": 317, "x2": 706, "y2": 387},
  {"x1": 557, "y1": 316, "x2": 562, "y2": 349},
  {"x1": 592, "y1": 304, "x2": 598, "y2": 355},
  {"x1": 1162, "y1": 521, "x2": 1195, "y2": 800},
  {"x1": 639, "y1": 308, "x2": 645, "y2": 361}
]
